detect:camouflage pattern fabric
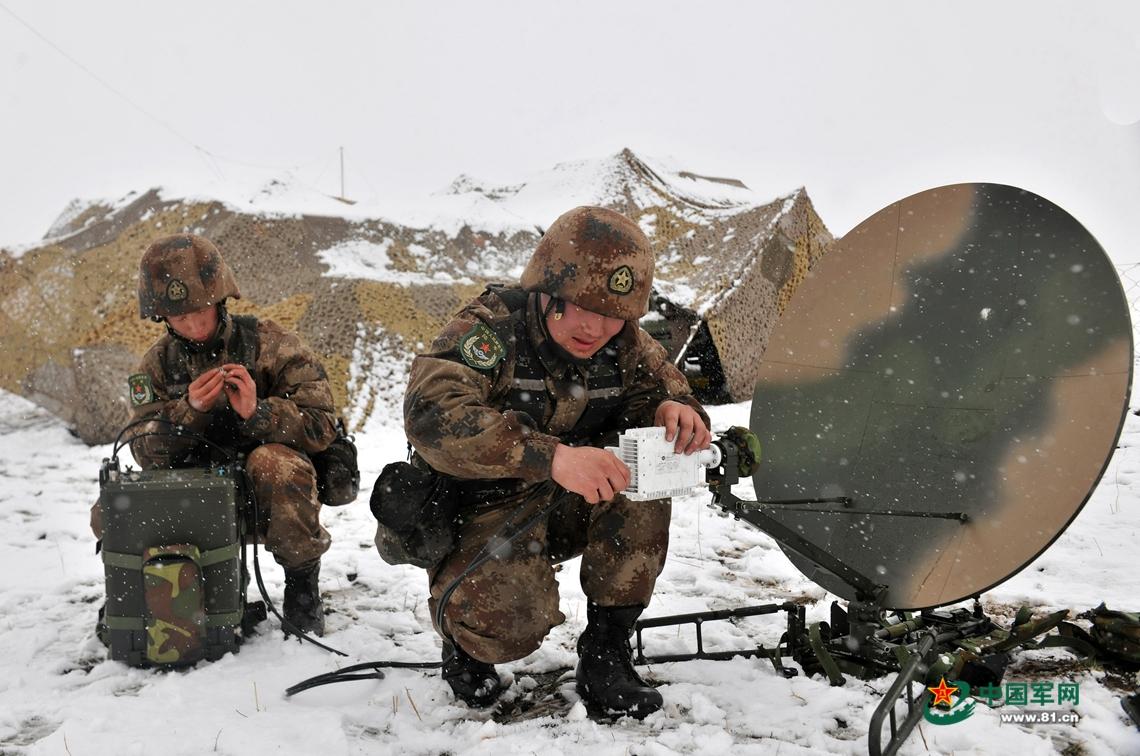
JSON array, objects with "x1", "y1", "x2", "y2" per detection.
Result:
[
  {"x1": 520, "y1": 206, "x2": 655, "y2": 321},
  {"x1": 142, "y1": 544, "x2": 206, "y2": 665},
  {"x1": 405, "y1": 285, "x2": 707, "y2": 663},
  {"x1": 245, "y1": 443, "x2": 331, "y2": 567},
  {"x1": 428, "y1": 486, "x2": 671, "y2": 664},
  {"x1": 91, "y1": 314, "x2": 337, "y2": 569},
  {"x1": 137, "y1": 234, "x2": 241, "y2": 319}
]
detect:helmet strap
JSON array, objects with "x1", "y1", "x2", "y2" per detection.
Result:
[{"x1": 541, "y1": 295, "x2": 566, "y2": 321}]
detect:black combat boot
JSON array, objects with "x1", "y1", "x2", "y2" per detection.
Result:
[
  {"x1": 442, "y1": 639, "x2": 504, "y2": 707},
  {"x1": 282, "y1": 561, "x2": 325, "y2": 637},
  {"x1": 576, "y1": 603, "x2": 662, "y2": 718}
]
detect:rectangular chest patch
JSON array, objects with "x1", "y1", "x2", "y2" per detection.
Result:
[{"x1": 128, "y1": 373, "x2": 156, "y2": 406}]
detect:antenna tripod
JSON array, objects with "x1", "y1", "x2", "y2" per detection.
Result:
[{"x1": 631, "y1": 436, "x2": 1062, "y2": 756}]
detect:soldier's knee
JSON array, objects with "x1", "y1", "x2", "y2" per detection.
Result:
[
  {"x1": 450, "y1": 613, "x2": 559, "y2": 664},
  {"x1": 443, "y1": 580, "x2": 564, "y2": 664},
  {"x1": 246, "y1": 443, "x2": 289, "y2": 475},
  {"x1": 245, "y1": 443, "x2": 314, "y2": 482}
]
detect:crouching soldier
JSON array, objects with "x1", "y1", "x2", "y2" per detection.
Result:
[
  {"x1": 91, "y1": 233, "x2": 338, "y2": 636},
  {"x1": 399, "y1": 206, "x2": 711, "y2": 717}
]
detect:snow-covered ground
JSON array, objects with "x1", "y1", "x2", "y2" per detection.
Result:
[{"x1": 0, "y1": 379, "x2": 1138, "y2": 755}]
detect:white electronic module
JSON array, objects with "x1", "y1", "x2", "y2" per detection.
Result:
[{"x1": 607, "y1": 427, "x2": 722, "y2": 501}]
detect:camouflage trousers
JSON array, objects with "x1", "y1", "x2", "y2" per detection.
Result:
[
  {"x1": 428, "y1": 484, "x2": 671, "y2": 664},
  {"x1": 90, "y1": 442, "x2": 330, "y2": 570}
]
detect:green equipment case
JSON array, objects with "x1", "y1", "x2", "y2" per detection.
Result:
[{"x1": 98, "y1": 463, "x2": 247, "y2": 667}]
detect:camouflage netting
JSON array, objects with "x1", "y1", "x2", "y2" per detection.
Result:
[
  {"x1": 612, "y1": 151, "x2": 833, "y2": 402},
  {"x1": 0, "y1": 150, "x2": 833, "y2": 444}
]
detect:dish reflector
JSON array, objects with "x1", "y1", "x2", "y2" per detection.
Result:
[{"x1": 751, "y1": 183, "x2": 1132, "y2": 609}]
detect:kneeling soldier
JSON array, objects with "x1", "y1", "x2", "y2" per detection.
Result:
[
  {"x1": 400, "y1": 206, "x2": 711, "y2": 716},
  {"x1": 91, "y1": 234, "x2": 338, "y2": 636}
]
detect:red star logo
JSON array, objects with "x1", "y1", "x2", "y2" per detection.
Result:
[
  {"x1": 480, "y1": 342, "x2": 490, "y2": 353},
  {"x1": 927, "y1": 677, "x2": 959, "y2": 708}
]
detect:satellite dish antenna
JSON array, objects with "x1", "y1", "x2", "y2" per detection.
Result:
[
  {"x1": 749, "y1": 182, "x2": 1132, "y2": 609},
  {"x1": 623, "y1": 183, "x2": 1131, "y2": 756}
]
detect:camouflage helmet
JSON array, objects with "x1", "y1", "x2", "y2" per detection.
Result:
[
  {"x1": 520, "y1": 206, "x2": 654, "y2": 321},
  {"x1": 137, "y1": 234, "x2": 240, "y2": 319}
]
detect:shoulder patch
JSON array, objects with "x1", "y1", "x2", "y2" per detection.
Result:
[
  {"x1": 128, "y1": 373, "x2": 155, "y2": 406},
  {"x1": 458, "y1": 322, "x2": 506, "y2": 370}
]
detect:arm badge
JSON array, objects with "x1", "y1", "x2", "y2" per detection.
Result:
[
  {"x1": 128, "y1": 373, "x2": 156, "y2": 406},
  {"x1": 458, "y1": 322, "x2": 506, "y2": 370}
]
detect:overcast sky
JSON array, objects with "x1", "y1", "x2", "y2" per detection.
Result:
[{"x1": 2, "y1": 1, "x2": 1139, "y2": 262}]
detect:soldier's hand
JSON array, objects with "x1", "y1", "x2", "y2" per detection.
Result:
[
  {"x1": 655, "y1": 400, "x2": 712, "y2": 454},
  {"x1": 551, "y1": 444, "x2": 631, "y2": 504},
  {"x1": 187, "y1": 368, "x2": 226, "y2": 413},
  {"x1": 220, "y1": 363, "x2": 258, "y2": 420}
]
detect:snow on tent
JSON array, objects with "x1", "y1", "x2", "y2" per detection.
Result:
[{"x1": 0, "y1": 149, "x2": 832, "y2": 442}]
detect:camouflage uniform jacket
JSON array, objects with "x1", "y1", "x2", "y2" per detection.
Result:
[
  {"x1": 404, "y1": 285, "x2": 709, "y2": 485},
  {"x1": 128, "y1": 313, "x2": 338, "y2": 469}
]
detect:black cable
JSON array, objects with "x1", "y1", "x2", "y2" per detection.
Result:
[
  {"x1": 240, "y1": 466, "x2": 348, "y2": 658},
  {"x1": 284, "y1": 482, "x2": 564, "y2": 697},
  {"x1": 111, "y1": 417, "x2": 238, "y2": 463},
  {"x1": 112, "y1": 430, "x2": 239, "y2": 467},
  {"x1": 433, "y1": 484, "x2": 561, "y2": 638},
  {"x1": 286, "y1": 660, "x2": 441, "y2": 697}
]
